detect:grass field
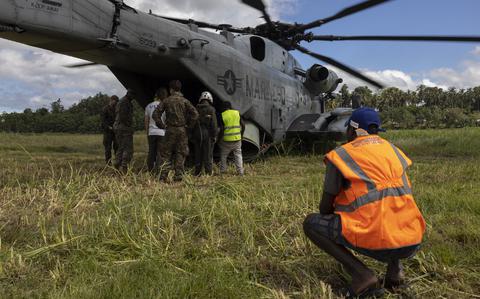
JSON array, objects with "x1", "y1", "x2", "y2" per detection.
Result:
[{"x1": 0, "y1": 129, "x2": 479, "y2": 298}]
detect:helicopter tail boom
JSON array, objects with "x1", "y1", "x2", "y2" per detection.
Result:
[
  {"x1": 0, "y1": 0, "x2": 119, "y2": 63},
  {"x1": 286, "y1": 108, "x2": 352, "y2": 142}
]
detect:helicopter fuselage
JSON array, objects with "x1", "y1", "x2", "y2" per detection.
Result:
[{"x1": 0, "y1": 0, "x2": 347, "y2": 153}]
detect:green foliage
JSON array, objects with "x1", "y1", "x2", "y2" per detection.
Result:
[
  {"x1": 334, "y1": 85, "x2": 480, "y2": 130},
  {"x1": 50, "y1": 99, "x2": 64, "y2": 114},
  {"x1": 2, "y1": 84, "x2": 480, "y2": 133},
  {"x1": 0, "y1": 93, "x2": 144, "y2": 133},
  {"x1": 380, "y1": 107, "x2": 416, "y2": 129},
  {"x1": 0, "y1": 129, "x2": 480, "y2": 298},
  {"x1": 444, "y1": 108, "x2": 471, "y2": 128}
]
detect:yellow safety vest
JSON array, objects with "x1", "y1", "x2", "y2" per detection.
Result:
[{"x1": 222, "y1": 110, "x2": 242, "y2": 142}]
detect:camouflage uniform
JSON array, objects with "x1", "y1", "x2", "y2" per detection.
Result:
[
  {"x1": 101, "y1": 103, "x2": 118, "y2": 164},
  {"x1": 152, "y1": 91, "x2": 198, "y2": 181},
  {"x1": 113, "y1": 96, "x2": 134, "y2": 171},
  {"x1": 191, "y1": 101, "x2": 218, "y2": 175}
]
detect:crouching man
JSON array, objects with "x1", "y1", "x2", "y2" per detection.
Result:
[{"x1": 303, "y1": 108, "x2": 426, "y2": 298}]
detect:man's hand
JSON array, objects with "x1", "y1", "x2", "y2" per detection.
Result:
[{"x1": 157, "y1": 121, "x2": 166, "y2": 130}]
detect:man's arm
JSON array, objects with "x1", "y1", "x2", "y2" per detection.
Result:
[
  {"x1": 152, "y1": 102, "x2": 165, "y2": 129},
  {"x1": 144, "y1": 105, "x2": 150, "y2": 133},
  {"x1": 240, "y1": 117, "x2": 245, "y2": 136},
  {"x1": 185, "y1": 100, "x2": 199, "y2": 128},
  {"x1": 209, "y1": 107, "x2": 218, "y2": 140},
  {"x1": 320, "y1": 160, "x2": 344, "y2": 214},
  {"x1": 320, "y1": 192, "x2": 336, "y2": 215},
  {"x1": 218, "y1": 114, "x2": 224, "y2": 140},
  {"x1": 118, "y1": 101, "x2": 129, "y2": 124}
]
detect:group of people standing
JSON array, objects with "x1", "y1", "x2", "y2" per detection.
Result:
[{"x1": 101, "y1": 80, "x2": 245, "y2": 181}]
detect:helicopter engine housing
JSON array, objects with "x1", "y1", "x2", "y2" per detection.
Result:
[
  {"x1": 304, "y1": 64, "x2": 343, "y2": 95},
  {"x1": 242, "y1": 120, "x2": 261, "y2": 161}
]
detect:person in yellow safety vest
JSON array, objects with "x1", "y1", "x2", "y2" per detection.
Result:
[
  {"x1": 303, "y1": 107, "x2": 426, "y2": 298},
  {"x1": 219, "y1": 101, "x2": 245, "y2": 175}
]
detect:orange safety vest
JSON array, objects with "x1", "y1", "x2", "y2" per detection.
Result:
[{"x1": 325, "y1": 135, "x2": 426, "y2": 250}]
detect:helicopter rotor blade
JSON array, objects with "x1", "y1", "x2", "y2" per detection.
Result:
[
  {"x1": 240, "y1": 0, "x2": 274, "y2": 29},
  {"x1": 308, "y1": 35, "x2": 480, "y2": 42},
  {"x1": 64, "y1": 62, "x2": 99, "y2": 68},
  {"x1": 295, "y1": 45, "x2": 384, "y2": 89},
  {"x1": 298, "y1": 0, "x2": 392, "y2": 31},
  {"x1": 241, "y1": 0, "x2": 266, "y2": 11}
]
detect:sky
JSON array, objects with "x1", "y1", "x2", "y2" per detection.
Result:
[{"x1": 0, "y1": 0, "x2": 479, "y2": 112}]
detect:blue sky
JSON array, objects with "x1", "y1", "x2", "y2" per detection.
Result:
[
  {"x1": 0, "y1": 0, "x2": 479, "y2": 112},
  {"x1": 288, "y1": 0, "x2": 480, "y2": 75}
]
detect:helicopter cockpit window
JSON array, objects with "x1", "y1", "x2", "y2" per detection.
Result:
[{"x1": 250, "y1": 37, "x2": 265, "y2": 61}]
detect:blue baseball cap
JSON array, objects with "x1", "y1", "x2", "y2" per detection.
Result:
[{"x1": 345, "y1": 107, "x2": 386, "y2": 134}]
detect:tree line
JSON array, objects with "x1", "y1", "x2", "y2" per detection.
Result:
[
  {"x1": 1, "y1": 85, "x2": 480, "y2": 133},
  {"x1": 0, "y1": 93, "x2": 145, "y2": 133},
  {"x1": 331, "y1": 85, "x2": 480, "y2": 129}
]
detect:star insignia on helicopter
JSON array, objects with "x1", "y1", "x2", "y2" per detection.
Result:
[{"x1": 217, "y1": 70, "x2": 243, "y2": 95}]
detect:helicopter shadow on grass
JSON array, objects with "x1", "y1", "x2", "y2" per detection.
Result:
[{"x1": 256, "y1": 137, "x2": 338, "y2": 162}]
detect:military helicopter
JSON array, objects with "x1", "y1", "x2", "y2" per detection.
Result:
[{"x1": 0, "y1": 0, "x2": 479, "y2": 158}]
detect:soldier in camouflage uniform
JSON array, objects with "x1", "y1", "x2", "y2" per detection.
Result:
[
  {"x1": 101, "y1": 95, "x2": 119, "y2": 165},
  {"x1": 152, "y1": 80, "x2": 198, "y2": 182},
  {"x1": 113, "y1": 90, "x2": 136, "y2": 173},
  {"x1": 192, "y1": 91, "x2": 218, "y2": 176}
]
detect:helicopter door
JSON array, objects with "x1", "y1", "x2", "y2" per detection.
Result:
[{"x1": 271, "y1": 105, "x2": 285, "y2": 131}]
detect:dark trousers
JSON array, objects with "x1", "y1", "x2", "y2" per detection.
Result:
[
  {"x1": 194, "y1": 134, "x2": 214, "y2": 175},
  {"x1": 157, "y1": 127, "x2": 189, "y2": 181},
  {"x1": 147, "y1": 135, "x2": 162, "y2": 172},
  {"x1": 103, "y1": 130, "x2": 118, "y2": 164},
  {"x1": 114, "y1": 130, "x2": 133, "y2": 170},
  {"x1": 303, "y1": 213, "x2": 420, "y2": 263}
]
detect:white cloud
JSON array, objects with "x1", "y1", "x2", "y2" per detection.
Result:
[
  {"x1": 367, "y1": 70, "x2": 418, "y2": 90},
  {"x1": 0, "y1": 39, "x2": 126, "y2": 110},
  {"x1": 329, "y1": 59, "x2": 480, "y2": 92},
  {"x1": 428, "y1": 60, "x2": 480, "y2": 89},
  {"x1": 0, "y1": 107, "x2": 21, "y2": 113},
  {"x1": 329, "y1": 67, "x2": 419, "y2": 91},
  {"x1": 471, "y1": 46, "x2": 480, "y2": 56},
  {"x1": 420, "y1": 79, "x2": 448, "y2": 90},
  {"x1": 0, "y1": 0, "x2": 298, "y2": 111},
  {"x1": 125, "y1": 0, "x2": 298, "y2": 26}
]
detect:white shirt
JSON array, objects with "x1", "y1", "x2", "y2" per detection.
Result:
[{"x1": 145, "y1": 101, "x2": 165, "y2": 136}]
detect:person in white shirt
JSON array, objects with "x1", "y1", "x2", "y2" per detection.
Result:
[{"x1": 144, "y1": 88, "x2": 167, "y2": 172}]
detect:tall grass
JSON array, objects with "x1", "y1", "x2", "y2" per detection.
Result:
[{"x1": 0, "y1": 128, "x2": 479, "y2": 298}]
